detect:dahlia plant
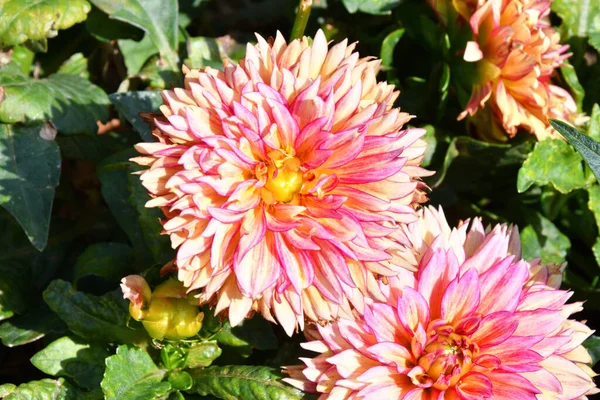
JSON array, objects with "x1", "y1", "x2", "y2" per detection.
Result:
[
  {"x1": 285, "y1": 207, "x2": 598, "y2": 399},
  {"x1": 131, "y1": 29, "x2": 431, "y2": 335},
  {"x1": 0, "y1": 0, "x2": 599, "y2": 398}
]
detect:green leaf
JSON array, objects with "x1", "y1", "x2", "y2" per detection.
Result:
[
  {"x1": 380, "y1": 29, "x2": 404, "y2": 69},
  {"x1": 0, "y1": 65, "x2": 110, "y2": 135},
  {"x1": 550, "y1": 119, "x2": 600, "y2": 182},
  {"x1": 420, "y1": 125, "x2": 439, "y2": 168},
  {"x1": 341, "y1": 0, "x2": 402, "y2": 14},
  {"x1": 11, "y1": 46, "x2": 34, "y2": 75},
  {"x1": 540, "y1": 188, "x2": 568, "y2": 221},
  {"x1": 185, "y1": 37, "x2": 223, "y2": 70},
  {"x1": 521, "y1": 212, "x2": 571, "y2": 264},
  {"x1": 109, "y1": 91, "x2": 162, "y2": 141},
  {"x1": 583, "y1": 335, "x2": 600, "y2": 366},
  {"x1": 86, "y1": 5, "x2": 144, "y2": 43},
  {"x1": 101, "y1": 345, "x2": 171, "y2": 400},
  {"x1": 57, "y1": 53, "x2": 89, "y2": 79},
  {"x1": 592, "y1": 236, "x2": 600, "y2": 268},
  {"x1": 0, "y1": 384, "x2": 16, "y2": 397},
  {"x1": 560, "y1": 63, "x2": 584, "y2": 110},
  {"x1": 97, "y1": 149, "x2": 154, "y2": 265},
  {"x1": 89, "y1": 0, "x2": 179, "y2": 71},
  {"x1": 587, "y1": 186, "x2": 600, "y2": 266},
  {"x1": 43, "y1": 279, "x2": 146, "y2": 344},
  {"x1": 0, "y1": 301, "x2": 65, "y2": 347},
  {"x1": 161, "y1": 344, "x2": 189, "y2": 370},
  {"x1": 56, "y1": 131, "x2": 138, "y2": 164},
  {"x1": 74, "y1": 242, "x2": 135, "y2": 282},
  {"x1": 0, "y1": 0, "x2": 91, "y2": 47},
  {"x1": 31, "y1": 336, "x2": 110, "y2": 390},
  {"x1": 138, "y1": 58, "x2": 182, "y2": 89},
  {"x1": 185, "y1": 340, "x2": 222, "y2": 369},
  {"x1": 24, "y1": 39, "x2": 48, "y2": 53},
  {"x1": 118, "y1": 35, "x2": 159, "y2": 76},
  {"x1": 590, "y1": 33, "x2": 600, "y2": 52},
  {"x1": 589, "y1": 104, "x2": 600, "y2": 142},
  {"x1": 167, "y1": 371, "x2": 192, "y2": 391},
  {"x1": 167, "y1": 392, "x2": 185, "y2": 400},
  {"x1": 432, "y1": 136, "x2": 532, "y2": 189},
  {"x1": 188, "y1": 365, "x2": 304, "y2": 400},
  {"x1": 552, "y1": 0, "x2": 600, "y2": 42},
  {"x1": 184, "y1": 36, "x2": 244, "y2": 71},
  {"x1": 517, "y1": 138, "x2": 586, "y2": 194},
  {"x1": 0, "y1": 259, "x2": 29, "y2": 320},
  {"x1": 0, "y1": 123, "x2": 61, "y2": 250},
  {"x1": 0, "y1": 209, "x2": 73, "y2": 322},
  {"x1": 3, "y1": 378, "x2": 77, "y2": 400}
]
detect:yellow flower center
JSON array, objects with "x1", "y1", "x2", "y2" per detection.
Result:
[
  {"x1": 265, "y1": 161, "x2": 303, "y2": 203},
  {"x1": 417, "y1": 333, "x2": 475, "y2": 390}
]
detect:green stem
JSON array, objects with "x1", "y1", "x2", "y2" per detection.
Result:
[{"x1": 290, "y1": 0, "x2": 313, "y2": 41}]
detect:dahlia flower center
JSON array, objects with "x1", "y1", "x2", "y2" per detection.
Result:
[
  {"x1": 264, "y1": 159, "x2": 304, "y2": 203},
  {"x1": 417, "y1": 333, "x2": 475, "y2": 390}
]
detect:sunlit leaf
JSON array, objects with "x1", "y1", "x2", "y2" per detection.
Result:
[
  {"x1": 188, "y1": 365, "x2": 304, "y2": 400},
  {"x1": 517, "y1": 138, "x2": 586, "y2": 194},
  {"x1": 550, "y1": 119, "x2": 600, "y2": 182},
  {"x1": 0, "y1": 0, "x2": 91, "y2": 47},
  {"x1": 90, "y1": 0, "x2": 179, "y2": 70},
  {"x1": 101, "y1": 345, "x2": 171, "y2": 400},
  {"x1": 31, "y1": 336, "x2": 109, "y2": 390}
]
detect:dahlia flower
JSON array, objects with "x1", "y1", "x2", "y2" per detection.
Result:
[
  {"x1": 285, "y1": 206, "x2": 598, "y2": 398},
  {"x1": 458, "y1": 0, "x2": 586, "y2": 141},
  {"x1": 131, "y1": 29, "x2": 431, "y2": 335}
]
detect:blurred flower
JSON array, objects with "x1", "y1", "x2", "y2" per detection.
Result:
[
  {"x1": 285, "y1": 206, "x2": 597, "y2": 398},
  {"x1": 458, "y1": 0, "x2": 586, "y2": 141},
  {"x1": 131, "y1": 30, "x2": 432, "y2": 335},
  {"x1": 121, "y1": 276, "x2": 204, "y2": 340}
]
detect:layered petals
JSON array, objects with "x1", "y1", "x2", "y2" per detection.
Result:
[
  {"x1": 286, "y1": 206, "x2": 597, "y2": 398},
  {"x1": 132, "y1": 29, "x2": 431, "y2": 335},
  {"x1": 457, "y1": 0, "x2": 586, "y2": 140}
]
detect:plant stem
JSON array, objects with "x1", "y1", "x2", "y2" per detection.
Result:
[{"x1": 290, "y1": 0, "x2": 313, "y2": 41}]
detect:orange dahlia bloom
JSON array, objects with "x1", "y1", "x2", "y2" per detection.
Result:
[
  {"x1": 458, "y1": 0, "x2": 586, "y2": 141},
  {"x1": 131, "y1": 30, "x2": 431, "y2": 335},
  {"x1": 285, "y1": 206, "x2": 598, "y2": 398}
]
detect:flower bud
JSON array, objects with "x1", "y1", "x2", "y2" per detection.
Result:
[{"x1": 121, "y1": 276, "x2": 204, "y2": 340}]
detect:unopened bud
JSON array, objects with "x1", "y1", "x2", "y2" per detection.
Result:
[{"x1": 121, "y1": 276, "x2": 204, "y2": 340}]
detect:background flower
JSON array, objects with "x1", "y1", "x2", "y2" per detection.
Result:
[
  {"x1": 132, "y1": 29, "x2": 431, "y2": 335},
  {"x1": 285, "y1": 206, "x2": 597, "y2": 398},
  {"x1": 457, "y1": 0, "x2": 586, "y2": 141}
]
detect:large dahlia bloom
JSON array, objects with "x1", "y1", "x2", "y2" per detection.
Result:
[
  {"x1": 131, "y1": 30, "x2": 431, "y2": 335},
  {"x1": 285, "y1": 206, "x2": 597, "y2": 398},
  {"x1": 458, "y1": 0, "x2": 586, "y2": 141}
]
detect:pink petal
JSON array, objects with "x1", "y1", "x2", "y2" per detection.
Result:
[
  {"x1": 441, "y1": 268, "x2": 480, "y2": 324},
  {"x1": 486, "y1": 371, "x2": 541, "y2": 399},
  {"x1": 456, "y1": 372, "x2": 493, "y2": 400},
  {"x1": 397, "y1": 287, "x2": 430, "y2": 333},
  {"x1": 234, "y1": 234, "x2": 280, "y2": 298}
]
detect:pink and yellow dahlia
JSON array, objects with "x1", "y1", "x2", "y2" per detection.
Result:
[
  {"x1": 458, "y1": 0, "x2": 586, "y2": 141},
  {"x1": 131, "y1": 30, "x2": 431, "y2": 335},
  {"x1": 285, "y1": 206, "x2": 597, "y2": 399}
]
